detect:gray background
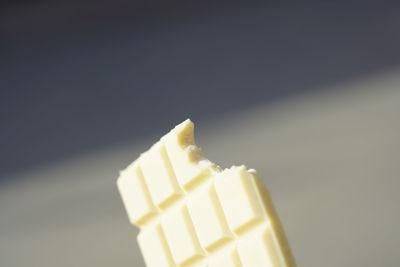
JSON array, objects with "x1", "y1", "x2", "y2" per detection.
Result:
[{"x1": 1, "y1": 1, "x2": 400, "y2": 266}]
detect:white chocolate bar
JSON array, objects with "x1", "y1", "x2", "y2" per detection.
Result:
[{"x1": 117, "y1": 119, "x2": 295, "y2": 267}]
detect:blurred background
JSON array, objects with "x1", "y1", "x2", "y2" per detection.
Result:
[{"x1": 1, "y1": 1, "x2": 399, "y2": 266}]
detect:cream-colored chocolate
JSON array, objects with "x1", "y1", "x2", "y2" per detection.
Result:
[{"x1": 117, "y1": 119, "x2": 295, "y2": 267}]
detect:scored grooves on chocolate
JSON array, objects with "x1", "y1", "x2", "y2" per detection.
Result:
[{"x1": 117, "y1": 119, "x2": 295, "y2": 267}]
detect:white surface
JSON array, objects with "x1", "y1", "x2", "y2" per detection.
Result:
[
  {"x1": 117, "y1": 164, "x2": 157, "y2": 226},
  {"x1": 213, "y1": 167, "x2": 265, "y2": 235},
  {"x1": 138, "y1": 225, "x2": 174, "y2": 267},
  {"x1": 187, "y1": 185, "x2": 231, "y2": 252},
  {"x1": 140, "y1": 143, "x2": 182, "y2": 209},
  {"x1": 1, "y1": 72, "x2": 400, "y2": 267},
  {"x1": 237, "y1": 228, "x2": 279, "y2": 267}
]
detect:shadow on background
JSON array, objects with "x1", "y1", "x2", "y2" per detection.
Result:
[{"x1": 1, "y1": 0, "x2": 400, "y2": 179}]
